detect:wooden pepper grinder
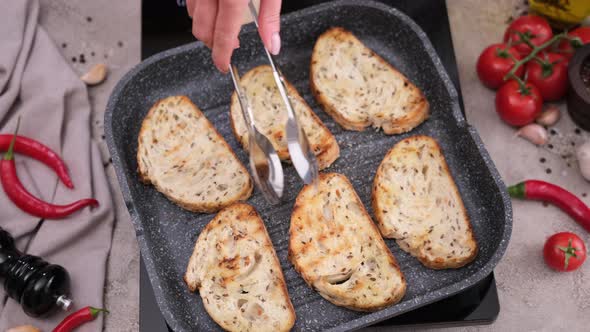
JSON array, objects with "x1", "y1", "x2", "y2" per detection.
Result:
[{"x1": 0, "y1": 227, "x2": 72, "y2": 317}]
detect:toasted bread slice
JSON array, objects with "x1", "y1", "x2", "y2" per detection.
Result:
[
  {"x1": 372, "y1": 136, "x2": 478, "y2": 269},
  {"x1": 289, "y1": 173, "x2": 406, "y2": 311},
  {"x1": 310, "y1": 27, "x2": 429, "y2": 134},
  {"x1": 230, "y1": 65, "x2": 340, "y2": 169},
  {"x1": 184, "y1": 203, "x2": 295, "y2": 332},
  {"x1": 137, "y1": 96, "x2": 252, "y2": 213}
]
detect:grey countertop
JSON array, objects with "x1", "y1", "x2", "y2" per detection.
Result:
[
  {"x1": 38, "y1": 0, "x2": 590, "y2": 331},
  {"x1": 38, "y1": 0, "x2": 141, "y2": 330}
]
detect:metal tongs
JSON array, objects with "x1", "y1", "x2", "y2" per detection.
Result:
[
  {"x1": 229, "y1": 66, "x2": 284, "y2": 204},
  {"x1": 246, "y1": 0, "x2": 319, "y2": 186}
]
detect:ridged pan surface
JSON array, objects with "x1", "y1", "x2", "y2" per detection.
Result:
[{"x1": 105, "y1": 1, "x2": 512, "y2": 331}]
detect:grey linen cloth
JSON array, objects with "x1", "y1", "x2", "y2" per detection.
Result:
[{"x1": 0, "y1": 0, "x2": 114, "y2": 331}]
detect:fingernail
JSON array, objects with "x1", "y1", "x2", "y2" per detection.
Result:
[
  {"x1": 214, "y1": 61, "x2": 229, "y2": 74},
  {"x1": 270, "y1": 32, "x2": 281, "y2": 55}
]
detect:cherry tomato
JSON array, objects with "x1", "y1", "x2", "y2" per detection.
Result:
[
  {"x1": 503, "y1": 15, "x2": 553, "y2": 56},
  {"x1": 476, "y1": 43, "x2": 524, "y2": 89},
  {"x1": 544, "y1": 232, "x2": 586, "y2": 272},
  {"x1": 558, "y1": 26, "x2": 590, "y2": 60},
  {"x1": 495, "y1": 80, "x2": 543, "y2": 126},
  {"x1": 525, "y1": 52, "x2": 568, "y2": 101}
]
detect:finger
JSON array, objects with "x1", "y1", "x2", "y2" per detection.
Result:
[
  {"x1": 258, "y1": 0, "x2": 281, "y2": 55},
  {"x1": 192, "y1": 0, "x2": 218, "y2": 48},
  {"x1": 212, "y1": 0, "x2": 247, "y2": 72},
  {"x1": 187, "y1": 0, "x2": 196, "y2": 17}
]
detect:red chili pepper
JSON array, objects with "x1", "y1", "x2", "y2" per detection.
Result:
[
  {"x1": 508, "y1": 180, "x2": 590, "y2": 232},
  {"x1": 0, "y1": 120, "x2": 98, "y2": 219},
  {"x1": 0, "y1": 135, "x2": 73, "y2": 188},
  {"x1": 52, "y1": 306, "x2": 108, "y2": 332}
]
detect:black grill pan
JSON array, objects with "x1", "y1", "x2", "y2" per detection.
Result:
[{"x1": 105, "y1": 1, "x2": 512, "y2": 331}]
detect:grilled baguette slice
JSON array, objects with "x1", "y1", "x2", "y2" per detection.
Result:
[
  {"x1": 184, "y1": 203, "x2": 295, "y2": 332},
  {"x1": 289, "y1": 173, "x2": 406, "y2": 311},
  {"x1": 137, "y1": 96, "x2": 252, "y2": 213},
  {"x1": 310, "y1": 27, "x2": 429, "y2": 134},
  {"x1": 372, "y1": 136, "x2": 478, "y2": 269},
  {"x1": 230, "y1": 65, "x2": 340, "y2": 169}
]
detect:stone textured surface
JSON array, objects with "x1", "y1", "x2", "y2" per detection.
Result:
[
  {"x1": 38, "y1": 1, "x2": 140, "y2": 331},
  {"x1": 38, "y1": 0, "x2": 590, "y2": 331}
]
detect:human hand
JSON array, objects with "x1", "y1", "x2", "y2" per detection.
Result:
[{"x1": 187, "y1": 0, "x2": 282, "y2": 72}]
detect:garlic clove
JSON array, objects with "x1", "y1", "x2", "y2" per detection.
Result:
[
  {"x1": 516, "y1": 124, "x2": 548, "y2": 145},
  {"x1": 535, "y1": 105, "x2": 561, "y2": 126},
  {"x1": 576, "y1": 141, "x2": 590, "y2": 181},
  {"x1": 80, "y1": 63, "x2": 108, "y2": 86}
]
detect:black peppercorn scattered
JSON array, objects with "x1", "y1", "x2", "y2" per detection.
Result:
[
  {"x1": 117, "y1": 41, "x2": 124, "y2": 47},
  {"x1": 540, "y1": 157, "x2": 546, "y2": 163},
  {"x1": 546, "y1": 168, "x2": 552, "y2": 174},
  {"x1": 571, "y1": 141, "x2": 576, "y2": 146},
  {"x1": 86, "y1": 16, "x2": 92, "y2": 22},
  {"x1": 583, "y1": 193, "x2": 587, "y2": 198},
  {"x1": 61, "y1": 43, "x2": 67, "y2": 48},
  {"x1": 575, "y1": 128, "x2": 582, "y2": 135},
  {"x1": 90, "y1": 51, "x2": 95, "y2": 57},
  {"x1": 547, "y1": 144, "x2": 554, "y2": 149},
  {"x1": 71, "y1": 57, "x2": 76, "y2": 63},
  {"x1": 550, "y1": 129, "x2": 557, "y2": 135}
]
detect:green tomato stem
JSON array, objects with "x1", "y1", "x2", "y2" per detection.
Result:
[
  {"x1": 557, "y1": 238, "x2": 579, "y2": 270},
  {"x1": 503, "y1": 32, "x2": 569, "y2": 82}
]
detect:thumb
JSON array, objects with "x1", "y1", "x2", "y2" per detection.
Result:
[{"x1": 257, "y1": 0, "x2": 282, "y2": 55}]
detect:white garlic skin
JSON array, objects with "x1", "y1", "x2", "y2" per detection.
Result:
[
  {"x1": 535, "y1": 105, "x2": 561, "y2": 126},
  {"x1": 516, "y1": 124, "x2": 548, "y2": 145},
  {"x1": 576, "y1": 141, "x2": 590, "y2": 181}
]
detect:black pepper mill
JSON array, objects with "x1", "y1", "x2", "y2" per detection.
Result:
[{"x1": 0, "y1": 227, "x2": 72, "y2": 317}]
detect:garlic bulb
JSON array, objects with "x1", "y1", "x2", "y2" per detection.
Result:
[
  {"x1": 516, "y1": 124, "x2": 548, "y2": 145},
  {"x1": 576, "y1": 141, "x2": 590, "y2": 181},
  {"x1": 535, "y1": 105, "x2": 560, "y2": 126}
]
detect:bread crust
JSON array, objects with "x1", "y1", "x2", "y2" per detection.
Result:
[
  {"x1": 229, "y1": 65, "x2": 339, "y2": 170},
  {"x1": 310, "y1": 27, "x2": 429, "y2": 134},
  {"x1": 184, "y1": 203, "x2": 295, "y2": 332},
  {"x1": 372, "y1": 135, "x2": 478, "y2": 269},
  {"x1": 137, "y1": 96, "x2": 252, "y2": 214},
  {"x1": 289, "y1": 172, "x2": 406, "y2": 311}
]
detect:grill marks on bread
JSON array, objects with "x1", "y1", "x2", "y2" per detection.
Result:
[
  {"x1": 184, "y1": 203, "x2": 295, "y2": 332},
  {"x1": 310, "y1": 27, "x2": 429, "y2": 134},
  {"x1": 230, "y1": 65, "x2": 339, "y2": 169},
  {"x1": 289, "y1": 173, "x2": 406, "y2": 311},
  {"x1": 137, "y1": 96, "x2": 252, "y2": 213},
  {"x1": 372, "y1": 136, "x2": 478, "y2": 269}
]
